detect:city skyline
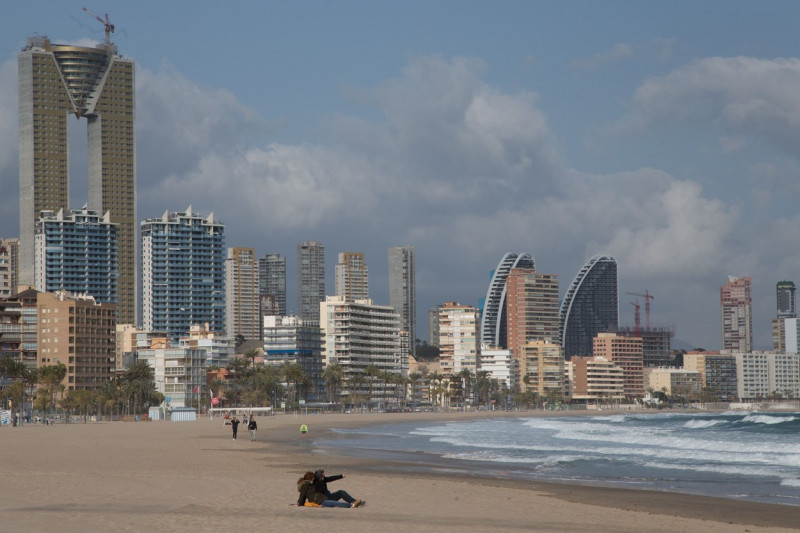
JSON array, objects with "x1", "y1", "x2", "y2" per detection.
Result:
[{"x1": 2, "y1": 2, "x2": 800, "y2": 349}]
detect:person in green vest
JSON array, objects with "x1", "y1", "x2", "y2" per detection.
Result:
[{"x1": 300, "y1": 424, "x2": 308, "y2": 437}]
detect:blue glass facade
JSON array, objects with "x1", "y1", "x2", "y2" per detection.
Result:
[
  {"x1": 35, "y1": 208, "x2": 117, "y2": 304},
  {"x1": 141, "y1": 208, "x2": 225, "y2": 341},
  {"x1": 559, "y1": 255, "x2": 619, "y2": 360}
]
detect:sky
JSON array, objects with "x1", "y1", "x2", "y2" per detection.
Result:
[{"x1": 2, "y1": 1, "x2": 800, "y2": 350}]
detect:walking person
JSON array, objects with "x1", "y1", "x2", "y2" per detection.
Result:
[
  {"x1": 248, "y1": 415, "x2": 257, "y2": 441},
  {"x1": 231, "y1": 416, "x2": 240, "y2": 440},
  {"x1": 300, "y1": 423, "x2": 308, "y2": 438}
]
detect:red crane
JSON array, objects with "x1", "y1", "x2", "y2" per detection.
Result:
[
  {"x1": 83, "y1": 7, "x2": 115, "y2": 46},
  {"x1": 626, "y1": 290, "x2": 654, "y2": 329},
  {"x1": 630, "y1": 299, "x2": 641, "y2": 337}
]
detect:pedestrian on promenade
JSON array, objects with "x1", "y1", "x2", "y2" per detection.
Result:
[
  {"x1": 300, "y1": 423, "x2": 308, "y2": 437},
  {"x1": 248, "y1": 415, "x2": 257, "y2": 441},
  {"x1": 231, "y1": 416, "x2": 240, "y2": 440}
]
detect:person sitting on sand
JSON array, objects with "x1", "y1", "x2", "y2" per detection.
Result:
[
  {"x1": 313, "y1": 469, "x2": 365, "y2": 507},
  {"x1": 297, "y1": 472, "x2": 362, "y2": 508}
]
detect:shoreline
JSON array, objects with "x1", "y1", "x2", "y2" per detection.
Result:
[
  {"x1": 0, "y1": 410, "x2": 797, "y2": 532},
  {"x1": 273, "y1": 410, "x2": 800, "y2": 529}
]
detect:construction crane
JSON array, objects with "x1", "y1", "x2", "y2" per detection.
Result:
[
  {"x1": 83, "y1": 7, "x2": 115, "y2": 46},
  {"x1": 630, "y1": 299, "x2": 641, "y2": 337},
  {"x1": 626, "y1": 290, "x2": 654, "y2": 329}
]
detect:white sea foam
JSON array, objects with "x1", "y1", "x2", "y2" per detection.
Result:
[
  {"x1": 741, "y1": 414, "x2": 797, "y2": 425},
  {"x1": 683, "y1": 419, "x2": 725, "y2": 429}
]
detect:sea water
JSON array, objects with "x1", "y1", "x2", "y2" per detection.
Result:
[{"x1": 318, "y1": 411, "x2": 800, "y2": 506}]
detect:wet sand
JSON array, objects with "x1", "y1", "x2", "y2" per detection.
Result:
[{"x1": 1, "y1": 411, "x2": 797, "y2": 532}]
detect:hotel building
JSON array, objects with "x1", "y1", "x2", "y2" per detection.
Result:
[
  {"x1": 481, "y1": 252, "x2": 535, "y2": 349},
  {"x1": 258, "y1": 253, "x2": 286, "y2": 317},
  {"x1": 19, "y1": 36, "x2": 136, "y2": 324},
  {"x1": 592, "y1": 332, "x2": 644, "y2": 399},
  {"x1": 320, "y1": 296, "x2": 402, "y2": 403},
  {"x1": 560, "y1": 255, "x2": 619, "y2": 359},
  {"x1": 226, "y1": 247, "x2": 260, "y2": 342},
  {"x1": 335, "y1": 252, "x2": 369, "y2": 301},
  {"x1": 37, "y1": 290, "x2": 115, "y2": 392},
  {"x1": 505, "y1": 268, "x2": 560, "y2": 358},
  {"x1": 0, "y1": 238, "x2": 20, "y2": 298},
  {"x1": 34, "y1": 208, "x2": 117, "y2": 304},
  {"x1": 720, "y1": 276, "x2": 752, "y2": 352},
  {"x1": 438, "y1": 302, "x2": 480, "y2": 377},
  {"x1": 388, "y1": 246, "x2": 416, "y2": 354},
  {"x1": 297, "y1": 241, "x2": 325, "y2": 323},
  {"x1": 141, "y1": 208, "x2": 225, "y2": 341}
]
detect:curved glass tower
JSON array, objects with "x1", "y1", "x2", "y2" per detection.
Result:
[
  {"x1": 559, "y1": 255, "x2": 618, "y2": 359},
  {"x1": 481, "y1": 252, "x2": 535, "y2": 348}
]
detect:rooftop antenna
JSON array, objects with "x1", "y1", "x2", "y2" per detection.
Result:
[{"x1": 82, "y1": 7, "x2": 115, "y2": 46}]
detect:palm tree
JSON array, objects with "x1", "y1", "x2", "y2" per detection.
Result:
[
  {"x1": 281, "y1": 362, "x2": 309, "y2": 410},
  {"x1": 363, "y1": 365, "x2": 380, "y2": 408},
  {"x1": 322, "y1": 363, "x2": 344, "y2": 405},
  {"x1": 457, "y1": 368, "x2": 473, "y2": 409},
  {"x1": 407, "y1": 372, "x2": 422, "y2": 407},
  {"x1": 427, "y1": 371, "x2": 444, "y2": 410},
  {"x1": 243, "y1": 348, "x2": 261, "y2": 369},
  {"x1": 38, "y1": 363, "x2": 67, "y2": 420},
  {"x1": 346, "y1": 374, "x2": 367, "y2": 408},
  {"x1": 121, "y1": 361, "x2": 157, "y2": 415}
]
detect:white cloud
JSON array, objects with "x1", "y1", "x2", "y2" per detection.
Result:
[{"x1": 618, "y1": 56, "x2": 800, "y2": 156}]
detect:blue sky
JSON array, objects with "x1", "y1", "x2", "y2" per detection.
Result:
[{"x1": 2, "y1": 1, "x2": 800, "y2": 349}]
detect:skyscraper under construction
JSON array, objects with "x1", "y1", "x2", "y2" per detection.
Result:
[{"x1": 18, "y1": 34, "x2": 136, "y2": 323}]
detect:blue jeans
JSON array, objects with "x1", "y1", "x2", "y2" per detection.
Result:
[
  {"x1": 321, "y1": 500, "x2": 351, "y2": 508},
  {"x1": 327, "y1": 490, "x2": 355, "y2": 503}
]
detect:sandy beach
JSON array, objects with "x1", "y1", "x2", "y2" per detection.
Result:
[{"x1": 1, "y1": 411, "x2": 797, "y2": 533}]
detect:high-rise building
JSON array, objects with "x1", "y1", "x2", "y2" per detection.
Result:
[
  {"x1": 776, "y1": 281, "x2": 796, "y2": 318},
  {"x1": 19, "y1": 36, "x2": 136, "y2": 324},
  {"x1": 37, "y1": 290, "x2": 116, "y2": 392},
  {"x1": 0, "y1": 238, "x2": 20, "y2": 298},
  {"x1": 593, "y1": 332, "x2": 643, "y2": 400},
  {"x1": 720, "y1": 276, "x2": 752, "y2": 352},
  {"x1": 320, "y1": 296, "x2": 403, "y2": 404},
  {"x1": 683, "y1": 351, "x2": 738, "y2": 402},
  {"x1": 388, "y1": 246, "x2": 416, "y2": 353},
  {"x1": 567, "y1": 355, "x2": 624, "y2": 404},
  {"x1": 428, "y1": 305, "x2": 442, "y2": 347},
  {"x1": 481, "y1": 252, "x2": 535, "y2": 349},
  {"x1": 297, "y1": 241, "x2": 325, "y2": 323},
  {"x1": 517, "y1": 340, "x2": 565, "y2": 398},
  {"x1": 34, "y1": 208, "x2": 117, "y2": 304},
  {"x1": 263, "y1": 315, "x2": 323, "y2": 401},
  {"x1": 138, "y1": 344, "x2": 206, "y2": 409},
  {"x1": 559, "y1": 255, "x2": 619, "y2": 359},
  {"x1": 0, "y1": 287, "x2": 39, "y2": 369},
  {"x1": 438, "y1": 302, "x2": 480, "y2": 376},
  {"x1": 141, "y1": 208, "x2": 225, "y2": 341},
  {"x1": 335, "y1": 252, "x2": 369, "y2": 301},
  {"x1": 258, "y1": 253, "x2": 286, "y2": 316},
  {"x1": 772, "y1": 281, "x2": 796, "y2": 351},
  {"x1": 226, "y1": 247, "x2": 260, "y2": 342},
  {"x1": 505, "y1": 268, "x2": 559, "y2": 358}
]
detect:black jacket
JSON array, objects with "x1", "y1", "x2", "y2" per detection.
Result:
[
  {"x1": 313, "y1": 474, "x2": 343, "y2": 496},
  {"x1": 297, "y1": 480, "x2": 327, "y2": 506}
]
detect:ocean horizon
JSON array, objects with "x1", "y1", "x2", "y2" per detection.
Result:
[{"x1": 317, "y1": 410, "x2": 800, "y2": 507}]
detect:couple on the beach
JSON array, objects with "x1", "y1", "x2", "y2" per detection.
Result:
[{"x1": 297, "y1": 469, "x2": 366, "y2": 508}]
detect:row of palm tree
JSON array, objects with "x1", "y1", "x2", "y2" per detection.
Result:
[{"x1": 0, "y1": 356, "x2": 163, "y2": 424}]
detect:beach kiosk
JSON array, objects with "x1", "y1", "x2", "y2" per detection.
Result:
[{"x1": 170, "y1": 407, "x2": 197, "y2": 422}]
